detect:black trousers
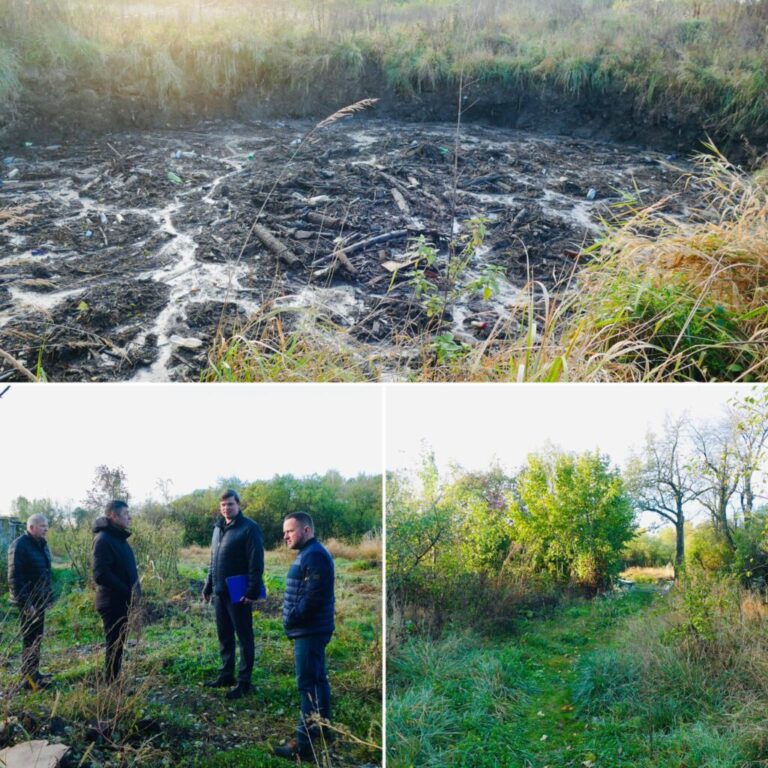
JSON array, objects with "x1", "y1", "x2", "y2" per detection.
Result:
[
  {"x1": 99, "y1": 605, "x2": 129, "y2": 682},
  {"x1": 20, "y1": 608, "x2": 45, "y2": 681},
  {"x1": 213, "y1": 596, "x2": 254, "y2": 684}
]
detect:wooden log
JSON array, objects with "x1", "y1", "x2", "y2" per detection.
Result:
[
  {"x1": 252, "y1": 224, "x2": 300, "y2": 267},
  {"x1": 391, "y1": 188, "x2": 411, "y2": 215},
  {"x1": 307, "y1": 212, "x2": 343, "y2": 229}
]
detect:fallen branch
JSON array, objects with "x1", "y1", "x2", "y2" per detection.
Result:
[
  {"x1": 333, "y1": 229, "x2": 408, "y2": 259},
  {"x1": 313, "y1": 230, "x2": 409, "y2": 280},
  {"x1": 0, "y1": 348, "x2": 38, "y2": 382},
  {"x1": 391, "y1": 188, "x2": 411, "y2": 215},
  {"x1": 253, "y1": 224, "x2": 301, "y2": 267}
]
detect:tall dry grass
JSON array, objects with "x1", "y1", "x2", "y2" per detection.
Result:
[
  {"x1": 427, "y1": 149, "x2": 768, "y2": 382},
  {"x1": 325, "y1": 534, "x2": 382, "y2": 563}
]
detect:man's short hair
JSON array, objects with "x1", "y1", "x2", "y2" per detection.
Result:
[
  {"x1": 27, "y1": 514, "x2": 48, "y2": 529},
  {"x1": 284, "y1": 511, "x2": 314, "y2": 530},
  {"x1": 105, "y1": 500, "x2": 129, "y2": 517},
  {"x1": 220, "y1": 489, "x2": 241, "y2": 504}
]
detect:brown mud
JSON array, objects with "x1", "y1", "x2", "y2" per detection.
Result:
[{"x1": 0, "y1": 118, "x2": 694, "y2": 381}]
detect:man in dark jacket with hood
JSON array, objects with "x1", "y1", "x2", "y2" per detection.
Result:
[
  {"x1": 8, "y1": 514, "x2": 54, "y2": 689},
  {"x1": 202, "y1": 490, "x2": 264, "y2": 700},
  {"x1": 274, "y1": 512, "x2": 335, "y2": 762},
  {"x1": 92, "y1": 500, "x2": 139, "y2": 682}
]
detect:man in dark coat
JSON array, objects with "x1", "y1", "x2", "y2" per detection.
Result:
[
  {"x1": 8, "y1": 514, "x2": 54, "y2": 689},
  {"x1": 274, "y1": 512, "x2": 335, "y2": 761},
  {"x1": 92, "y1": 500, "x2": 140, "y2": 682},
  {"x1": 202, "y1": 489, "x2": 265, "y2": 700}
]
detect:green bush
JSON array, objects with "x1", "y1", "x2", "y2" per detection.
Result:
[
  {"x1": 622, "y1": 530, "x2": 676, "y2": 568},
  {"x1": 686, "y1": 524, "x2": 733, "y2": 573},
  {"x1": 131, "y1": 518, "x2": 183, "y2": 588},
  {"x1": 731, "y1": 510, "x2": 768, "y2": 590}
]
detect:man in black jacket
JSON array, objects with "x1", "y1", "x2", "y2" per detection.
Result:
[
  {"x1": 202, "y1": 490, "x2": 264, "y2": 700},
  {"x1": 274, "y1": 512, "x2": 335, "y2": 762},
  {"x1": 8, "y1": 514, "x2": 54, "y2": 689},
  {"x1": 92, "y1": 500, "x2": 140, "y2": 683}
]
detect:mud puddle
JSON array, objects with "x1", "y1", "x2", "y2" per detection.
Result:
[{"x1": 0, "y1": 119, "x2": 690, "y2": 381}]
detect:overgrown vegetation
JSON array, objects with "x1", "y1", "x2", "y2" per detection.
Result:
[
  {"x1": 387, "y1": 387, "x2": 768, "y2": 765},
  {"x1": 14, "y1": 470, "x2": 381, "y2": 549},
  {"x1": 387, "y1": 448, "x2": 636, "y2": 643}
]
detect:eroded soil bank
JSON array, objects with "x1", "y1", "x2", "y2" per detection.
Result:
[{"x1": 0, "y1": 118, "x2": 693, "y2": 381}]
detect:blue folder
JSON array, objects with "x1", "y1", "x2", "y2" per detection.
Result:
[{"x1": 226, "y1": 574, "x2": 267, "y2": 604}]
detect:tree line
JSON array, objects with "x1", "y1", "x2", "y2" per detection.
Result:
[
  {"x1": 388, "y1": 388, "x2": 768, "y2": 637},
  {"x1": 9, "y1": 470, "x2": 382, "y2": 549}
]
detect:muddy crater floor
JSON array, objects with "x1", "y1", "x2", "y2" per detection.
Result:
[{"x1": 0, "y1": 118, "x2": 692, "y2": 381}]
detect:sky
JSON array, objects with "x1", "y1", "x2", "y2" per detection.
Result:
[
  {"x1": 386, "y1": 383, "x2": 761, "y2": 473},
  {"x1": 0, "y1": 384, "x2": 384, "y2": 516}
]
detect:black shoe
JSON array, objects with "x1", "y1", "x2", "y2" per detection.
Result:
[
  {"x1": 225, "y1": 682, "x2": 251, "y2": 700},
  {"x1": 273, "y1": 738, "x2": 315, "y2": 761},
  {"x1": 204, "y1": 675, "x2": 235, "y2": 688}
]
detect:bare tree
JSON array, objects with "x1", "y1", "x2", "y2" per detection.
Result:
[
  {"x1": 627, "y1": 416, "x2": 700, "y2": 576},
  {"x1": 82, "y1": 465, "x2": 131, "y2": 520},
  {"x1": 728, "y1": 389, "x2": 768, "y2": 522},
  {"x1": 690, "y1": 419, "x2": 740, "y2": 549}
]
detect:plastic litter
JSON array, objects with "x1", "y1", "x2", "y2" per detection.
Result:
[
  {"x1": 85, "y1": 230, "x2": 93, "y2": 238},
  {"x1": 7, "y1": 168, "x2": 19, "y2": 179},
  {"x1": 174, "y1": 150, "x2": 197, "y2": 159},
  {"x1": 99, "y1": 212, "x2": 108, "y2": 225},
  {"x1": 586, "y1": 188, "x2": 597, "y2": 201}
]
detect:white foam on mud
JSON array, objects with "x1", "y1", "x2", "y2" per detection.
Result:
[
  {"x1": 130, "y1": 201, "x2": 265, "y2": 380},
  {"x1": 6, "y1": 233, "x2": 27, "y2": 247},
  {"x1": 348, "y1": 131, "x2": 381, "y2": 148},
  {"x1": 0, "y1": 286, "x2": 86, "y2": 328},
  {"x1": 540, "y1": 189, "x2": 600, "y2": 233},
  {"x1": 275, "y1": 285, "x2": 364, "y2": 327}
]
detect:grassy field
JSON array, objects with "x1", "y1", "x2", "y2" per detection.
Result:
[
  {"x1": 0, "y1": 543, "x2": 382, "y2": 767},
  {"x1": 388, "y1": 577, "x2": 768, "y2": 767},
  {"x1": 1, "y1": 0, "x2": 767, "y2": 147}
]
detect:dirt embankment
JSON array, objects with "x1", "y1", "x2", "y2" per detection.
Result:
[{"x1": 2, "y1": 63, "x2": 745, "y2": 158}]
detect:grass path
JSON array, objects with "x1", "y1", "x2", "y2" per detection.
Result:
[
  {"x1": 388, "y1": 588, "x2": 660, "y2": 768},
  {"x1": 513, "y1": 588, "x2": 657, "y2": 767}
]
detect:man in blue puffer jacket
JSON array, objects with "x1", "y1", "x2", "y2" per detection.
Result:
[{"x1": 274, "y1": 512, "x2": 335, "y2": 762}]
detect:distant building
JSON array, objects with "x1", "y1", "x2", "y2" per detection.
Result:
[{"x1": 0, "y1": 516, "x2": 25, "y2": 552}]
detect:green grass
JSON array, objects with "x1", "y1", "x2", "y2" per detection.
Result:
[
  {"x1": 0, "y1": 549, "x2": 382, "y2": 767},
  {"x1": 388, "y1": 586, "x2": 768, "y2": 768}
]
